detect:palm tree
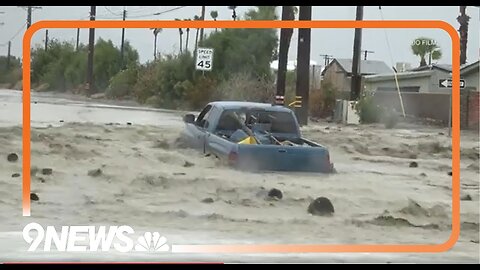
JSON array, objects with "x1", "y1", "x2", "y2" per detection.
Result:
[
  {"x1": 457, "y1": 6, "x2": 470, "y2": 65},
  {"x1": 184, "y1": 19, "x2": 191, "y2": 53},
  {"x1": 175, "y1": 18, "x2": 183, "y2": 54},
  {"x1": 193, "y1": 15, "x2": 200, "y2": 51},
  {"x1": 245, "y1": 6, "x2": 279, "y2": 20},
  {"x1": 210, "y1": 10, "x2": 218, "y2": 32},
  {"x1": 151, "y1": 28, "x2": 162, "y2": 60},
  {"x1": 411, "y1": 37, "x2": 442, "y2": 67},
  {"x1": 200, "y1": 6, "x2": 206, "y2": 43},
  {"x1": 228, "y1": 6, "x2": 237, "y2": 21}
]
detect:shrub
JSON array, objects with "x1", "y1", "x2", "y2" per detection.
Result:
[
  {"x1": 214, "y1": 71, "x2": 275, "y2": 103},
  {"x1": 309, "y1": 80, "x2": 337, "y2": 118},
  {"x1": 183, "y1": 76, "x2": 218, "y2": 110},
  {"x1": 355, "y1": 93, "x2": 383, "y2": 124},
  {"x1": 133, "y1": 63, "x2": 158, "y2": 104},
  {"x1": 106, "y1": 66, "x2": 138, "y2": 98},
  {"x1": 0, "y1": 56, "x2": 22, "y2": 88}
]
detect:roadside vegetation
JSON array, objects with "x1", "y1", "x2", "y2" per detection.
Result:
[
  {"x1": 3, "y1": 6, "x2": 279, "y2": 111},
  {"x1": 0, "y1": 6, "x2": 335, "y2": 119}
]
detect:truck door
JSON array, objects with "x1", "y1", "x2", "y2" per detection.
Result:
[{"x1": 185, "y1": 104, "x2": 213, "y2": 151}]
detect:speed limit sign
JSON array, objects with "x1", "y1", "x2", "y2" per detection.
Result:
[{"x1": 195, "y1": 47, "x2": 213, "y2": 71}]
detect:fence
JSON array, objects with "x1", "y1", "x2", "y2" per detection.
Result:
[{"x1": 371, "y1": 90, "x2": 479, "y2": 130}]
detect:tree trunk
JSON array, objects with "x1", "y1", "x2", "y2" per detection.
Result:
[
  {"x1": 179, "y1": 30, "x2": 183, "y2": 54},
  {"x1": 457, "y1": 6, "x2": 469, "y2": 65},
  {"x1": 185, "y1": 29, "x2": 190, "y2": 53},
  {"x1": 154, "y1": 33, "x2": 157, "y2": 60},
  {"x1": 420, "y1": 56, "x2": 427, "y2": 67},
  {"x1": 200, "y1": 6, "x2": 206, "y2": 43},
  {"x1": 195, "y1": 28, "x2": 199, "y2": 51}
]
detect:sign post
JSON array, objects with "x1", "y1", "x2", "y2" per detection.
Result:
[{"x1": 195, "y1": 47, "x2": 213, "y2": 72}]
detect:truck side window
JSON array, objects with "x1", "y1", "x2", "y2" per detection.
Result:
[{"x1": 196, "y1": 105, "x2": 212, "y2": 128}]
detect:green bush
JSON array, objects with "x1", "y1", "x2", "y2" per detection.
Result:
[
  {"x1": 31, "y1": 39, "x2": 139, "y2": 92},
  {"x1": 355, "y1": 94, "x2": 383, "y2": 124},
  {"x1": 183, "y1": 76, "x2": 218, "y2": 110},
  {"x1": 0, "y1": 56, "x2": 22, "y2": 87},
  {"x1": 106, "y1": 66, "x2": 138, "y2": 98},
  {"x1": 309, "y1": 80, "x2": 338, "y2": 118},
  {"x1": 214, "y1": 72, "x2": 275, "y2": 103},
  {"x1": 133, "y1": 63, "x2": 158, "y2": 104},
  {"x1": 93, "y1": 39, "x2": 139, "y2": 91}
]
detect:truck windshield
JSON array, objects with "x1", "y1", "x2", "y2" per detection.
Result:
[{"x1": 216, "y1": 109, "x2": 298, "y2": 135}]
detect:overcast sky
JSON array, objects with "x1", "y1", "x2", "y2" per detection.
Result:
[{"x1": 0, "y1": 6, "x2": 479, "y2": 68}]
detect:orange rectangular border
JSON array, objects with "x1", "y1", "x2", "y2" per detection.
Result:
[{"x1": 22, "y1": 20, "x2": 461, "y2": 253}]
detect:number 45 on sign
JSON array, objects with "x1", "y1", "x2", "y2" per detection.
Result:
[{"x1": 196, "y1": 47, "x2": 213, "y2": 71}]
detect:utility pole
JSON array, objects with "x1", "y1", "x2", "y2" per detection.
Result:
[
  {"x1": 86, "y1": 6, "x2": 96, "y2": 95},
  {"x1": 19, "y1": 6, "x2": 42, "y2": 28},
  {"x1": 153, "y1": 28, "x2": 161, "y2": 60},
  {"x1": 120, "y1": 7, "x2": 126, "y2": 69},
  {"x1": 361, "y1": 50, "x2": 374, "y2": 60},
  {"x1": 76, "y1": 28, "x2": 80, "y2": 51},
  {"x1": 275, "y1": 6, "x2": 295, "y2": 105},
  {"x1": 44, "y1": 29, "x2": 48, "y2": 51},
  {"x1": 295, "y1": 6, "x2": 312, "y2": 126},
  {"x1": 199, "y1": 6, "x2": 206, "y2": 43},
  {"x1": 350, "y1": 6, "x2": 363, "y2": 101},
  {"x1": 6, "y1": 41, "x2": 11, "y2": 69},
  {"x1": 27, "y1": 6, "x2": 32, "y2": 28},
  {"x1": 319, "y1": 54, "x2": 333, "y2": 66}
]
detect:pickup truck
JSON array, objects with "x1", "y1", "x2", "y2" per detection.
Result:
[{"x1": 180, "y1": 101, "x2": 334, "y2": 173}]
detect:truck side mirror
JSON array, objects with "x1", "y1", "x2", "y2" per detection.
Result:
[{"x1": 183, "y1": 114, "x2": 195, "y2": 124}]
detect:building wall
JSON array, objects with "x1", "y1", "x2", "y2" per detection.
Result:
[
  {"x1": 463, "y1": 72, "x2": 479, "y2": 91},
  {"x1": 372, "y1": 92, "x2": 450, "y2": 123},
  {"x1": 365, "y1": 76, "x2": 431, "y2": 93},
  {"x1": 372, "y1": 90, "x2": 479, "y2": 130},
  {"x1": 310, "y1": 65, "x2": 323, "y2": 90},
  {"x1": 364, "y1": 69, "x2": 452, "y2": 94},
  {"x1": 323, "y1": 62, "x2": 350, "y2": 92},
  {"x1": 466, "y1": 90, "x2": 479, "y2": 130},
  {"x1": 428, "y1": 69, "x2": 453, "y2": 93}
]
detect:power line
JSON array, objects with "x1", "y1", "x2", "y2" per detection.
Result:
[
  {"x1": 104, "y1": 6, "x2": 122, "y2": 17},
  {"x1": 95, "y1": 6, "x2": 187, "y2": 19},
  {"x1": 1, "y1": 22, "x2": 27, "y2": 46},
  {"x1": 18, "y1": 6, "x2": 42, "y2": 28},
  {"x1": 378, "y1": 6, "x2": 406, "y2": 118}
]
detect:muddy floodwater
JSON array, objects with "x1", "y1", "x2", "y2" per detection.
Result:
[{"x1": 0, "y1": 89, "x2": 478, "y2": 263}]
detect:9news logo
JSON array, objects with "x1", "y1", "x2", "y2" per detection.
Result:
[{"x1": 23, "y1": 222, "x2": 170, "y2": 252}]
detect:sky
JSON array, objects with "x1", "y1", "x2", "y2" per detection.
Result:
[{"x1": 0, "y1": 6, "x2": 479, "y2": 69}]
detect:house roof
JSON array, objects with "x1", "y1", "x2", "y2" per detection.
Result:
[
  {"x1": 409, "y1": 60, "x2": 479, "y2": 75},
  {"x1": 410, "y1": 64, "x2": 452, "y2": 72},
  {"x1": 323, "y1": 58, "x2": 393, "y2": 76},
  {"x1": 364, "y1": 70, "x2": 434, "y2": 82},
  {"x1": 460, "y1": 60, "x2": 479, "y2": 75}
]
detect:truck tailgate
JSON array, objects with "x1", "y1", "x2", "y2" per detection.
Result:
[{"x1": 234, "y1": 144, "x2": 332, "y2": 173}]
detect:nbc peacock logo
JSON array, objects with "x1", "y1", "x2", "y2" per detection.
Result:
[{"x1": 134, "y1": 232, "x2": 170, "y2": 252}]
